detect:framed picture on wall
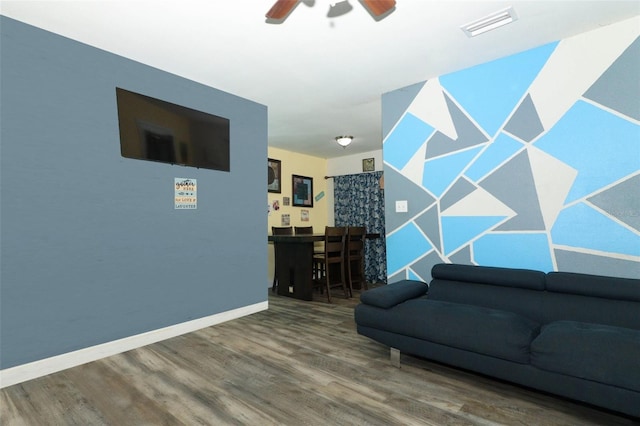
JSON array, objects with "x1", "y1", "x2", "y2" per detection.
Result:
[
  {"x1": 362, "y1": 157, "x2": 375, "y2": 172},
  {"x1": 292, "y1": 175, "x2": 313, "y2": 207},
  {"x1": 268, "y1": 158, "x2": 281, "y2": 193}
]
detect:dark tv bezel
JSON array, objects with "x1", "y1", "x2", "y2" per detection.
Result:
[{"x1": 115, "y1": 87, "x2": 230, "y2": 172}]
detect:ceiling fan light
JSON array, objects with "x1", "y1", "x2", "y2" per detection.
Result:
[
  {"x1": 335, "y1": 136, "x2": 353, "y2": 147},
  {"x1": 327, "y1": 1, "x2": 353, "y2": 18}
]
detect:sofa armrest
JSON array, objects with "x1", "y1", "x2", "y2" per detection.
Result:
[{"x1": 360, "y1": 280, "x2": 428, "y2": 308}]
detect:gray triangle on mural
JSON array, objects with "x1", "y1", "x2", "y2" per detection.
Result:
[
  {"x1": 384, "y1": 166, "x2": 436, "y2": 233},
  {"x1": 440, "y1": 177, "x2": 477, "y2": 211},
  {"x1": 504, "y1": 93, "x2": 545, "y2": 142},
  {"x1": 480, "y1": 150, "x2": 546, "y2": 231},
  {"x1": 387, "y1": 271, "x2": 405, "y2": 284},
  {"x1": 449, "y1": 245, "x2": 473, "y2": 265},
  {"x1": 555, "y1": 249, "x2": 640, "y2": 279},
  {"x1": 415, "y1": 205, "x2": 442, "y2": 253},
  {"x1": 584, "y1": 37, "x2": 640, "y2": 121},
  {"x1": 425, "y1": 94, "x2": 488, "y2": 159},
  {"x1": 410, "y1": 251, "x2": 447, "y2": 281},
  {"x1": 382, "y1": 80, "x2": 427, "y2": 140},
  {"x1": 588, "y1": 174, "x2": 640, "y2": 232}
]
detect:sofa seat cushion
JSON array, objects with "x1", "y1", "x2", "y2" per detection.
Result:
[
  {"x1": 356, "y1": 299, "x2": 540, "y2": 364},
  {"x1": 531, "y1": 321, "x2": 640, "y2": 392}
]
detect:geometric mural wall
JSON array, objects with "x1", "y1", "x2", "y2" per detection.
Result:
[{"x1": 382, "y1": 17, "x2": 640, "y2": 282}]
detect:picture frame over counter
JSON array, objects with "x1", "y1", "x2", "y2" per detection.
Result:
[
  {"x1": 292, "y1": 175, "x2": 313, "y2": 207},
  {"x1": 268, "y1": 158, "x2": 281, "y2": 193},
  {"x1": 362, "y1": 157, "x2": 375, "y2": 172}
]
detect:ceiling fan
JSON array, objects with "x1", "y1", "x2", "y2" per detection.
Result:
[{"x1": 266, "y1": 0, "x2": 396, "y2": 22}]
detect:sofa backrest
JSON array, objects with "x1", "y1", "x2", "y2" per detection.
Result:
[
  {"x1": 543, "y1": 272, "x2": 640, "y2": 330},
  {"x1": 428, "y1": 264, "x2": 547, "y2": 323}
]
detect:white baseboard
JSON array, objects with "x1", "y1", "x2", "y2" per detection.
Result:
[{"x1": 0, "y1": 301, "x2": 268, "y2": 389}]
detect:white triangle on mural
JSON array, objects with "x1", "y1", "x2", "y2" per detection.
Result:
[
  {"x1": 407, "y1": 78, "x2": 458, "y2": 140},
  {"x1": 442, "y1": 185, "x2": 516, "y2": 217},
  {"x1": 529, "y1": 16, "x2": 639, "y2": 132},
  {"x1": 528, "y1": 146, "x2": 577, "y2": 230},
  {"x1": 401, "y1": 139, "x2": 428, "y2": 187}
]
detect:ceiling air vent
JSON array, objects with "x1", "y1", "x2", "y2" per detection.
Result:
[{"x1": 461, "y1": 7, "x2": 518, "y2": 37}]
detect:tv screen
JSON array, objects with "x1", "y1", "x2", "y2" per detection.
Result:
[{"x1": 115, "y1": 87, "x2": 230, "y2": 171}]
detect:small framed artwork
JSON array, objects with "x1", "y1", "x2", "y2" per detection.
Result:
[
  {"x1": 292, "y1": 175, "x2": 313, "y2": 207},
  {"x1": 268, "y1": 158, "x2": 281, "y2": 193},
  {"x1": 362, "y1": 157, "x2": 375, "y2": 172}
]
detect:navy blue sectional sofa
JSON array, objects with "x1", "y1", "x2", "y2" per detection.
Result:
[{"x1": 354, "y1": 263, "x2": 640, "y2": 417}]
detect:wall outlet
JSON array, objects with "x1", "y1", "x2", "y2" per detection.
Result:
[
  {"x1": 395, "y1": 200, "x2": 408, "y2": 213},
  {"x1": 288, "y1": 286, "x2": 294, "y2": 293}
]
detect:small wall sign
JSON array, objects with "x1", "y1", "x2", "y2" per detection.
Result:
[{"x1": 175, "y1": 178, "x2": 197, "y2": 209}]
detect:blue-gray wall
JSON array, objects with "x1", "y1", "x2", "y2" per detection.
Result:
[{"x1": 0, "y1": 17, "x2": 267, "y2": 369}]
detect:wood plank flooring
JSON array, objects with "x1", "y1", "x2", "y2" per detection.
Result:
[{"x1": 1, "y1": 288, "x2": 638, "y2": 425}]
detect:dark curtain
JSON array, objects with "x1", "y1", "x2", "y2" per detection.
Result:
[{"x1": 334, "y1": 171, "x2": 386, "y2": 283}]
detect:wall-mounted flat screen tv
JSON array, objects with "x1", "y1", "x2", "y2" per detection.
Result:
[{"x1": 116, "y1": 87, "x2": 230, "y2": 171}]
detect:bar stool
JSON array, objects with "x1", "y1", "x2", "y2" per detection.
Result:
[
  {"x1": 346, "y1": 226, "x2": 368, "y2": 295},
  {"x1": 295, "y1": 226, "x2": 323, "y2": 278},
  {"x1": 294, "y1": 226, "x2": 313, "y2": 235},
  {"x1": 312, "y1": 226, "x2": 349, "y2": 303},
  {"x1": 271, "y1": 226, "x2": 293, "y2": 293},
  {"x1": 295, "y1": 225, "x2": 322, "y2": 253}
]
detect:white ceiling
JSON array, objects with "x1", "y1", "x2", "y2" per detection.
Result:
[{"x1": 2, "y1": 1, "x2": 639, "y2": 159}]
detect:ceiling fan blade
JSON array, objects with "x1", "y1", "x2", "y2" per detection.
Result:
[
  {"x1": 266, "y1": 0, "x2": 299, "y2": 20},
  {"x1": 361, "y1": 0, "x2": 396, "y2": 16}
]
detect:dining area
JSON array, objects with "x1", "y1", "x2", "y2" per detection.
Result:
[
  {"x1": 268, "y1": 226, "x2": 377, "y2": 303},
  {"x1": 267, "y1": 152, "x2": 386, "y2": 302}
]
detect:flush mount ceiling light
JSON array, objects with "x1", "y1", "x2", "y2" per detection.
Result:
[
  {"x1": 461, "y1": 6, "x2": 518, "y2": 37},
  {"x1": 335, "y1": 136, "x2": 353, "y2": 147}
]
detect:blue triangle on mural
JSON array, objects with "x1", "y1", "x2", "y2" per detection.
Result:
[
  {"x1": 385, "y1": 113, "x2": 434, "y2": 171},
  {"x1": 442, "y1": 216, "x2": 506, "y2": 255},
  {"x1": 408, "y1": 269, "x2": 421, "y2": 281},
  {"x1": 466, "y1": 133, "x2": 523, "y2": 182},
  {"x1": 534, "y1": 100, "x2": 640, "y2": 204},
  {"x1": 387, "y1": 222, "x2": 433, "y2": 275},
  {"x1": 423, "y1": 146, "x2": 483, "y2": 197},
  {"x1": 382, "y1": 80, "x2": 427, "y2": 140},
  {"x1": 552, "y1": 203, "x2": 640, "y2": 257},
  {"x1": 440, "y1": 42, "x2": 558, "y2": 137}
]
